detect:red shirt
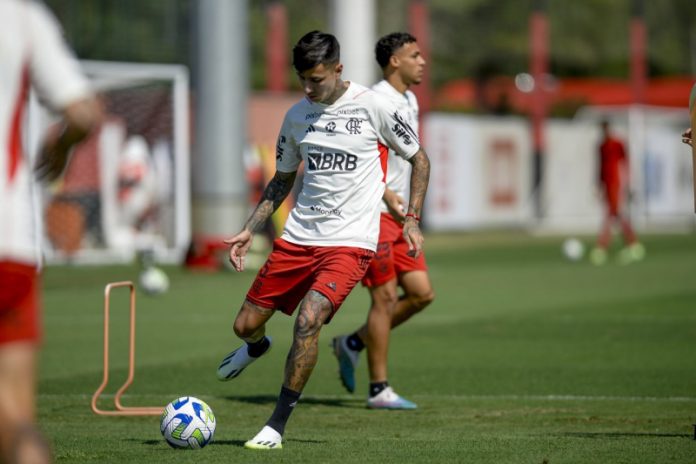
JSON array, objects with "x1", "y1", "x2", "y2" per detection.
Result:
[{"x1": 599, "y1": 136, "x2": 626, "y2": 187}]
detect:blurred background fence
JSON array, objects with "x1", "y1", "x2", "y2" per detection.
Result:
[{"x1": 31, "y1": 0, "x2": 696, "y2": 265}]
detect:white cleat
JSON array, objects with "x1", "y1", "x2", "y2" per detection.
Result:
[
  {"x1": 367, "y1": 386, "x2": 417, "y2": 410},
  {"x1": 244, "y1": 425, "x2": 283, "y2": 450},
  {"x1": 216, "y1": 337, "x2": 271, "y2": 381}
]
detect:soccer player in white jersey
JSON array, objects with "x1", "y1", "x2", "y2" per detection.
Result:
[
  {"x1": 331, "y1": 32, "x2": 434, "y2": 409},
  {"x1": 215, "y1": 31, "x2": 430, "y2": 450},
  {"x1": 0, "y1": 1, "x2": 101, "y2": 462}
]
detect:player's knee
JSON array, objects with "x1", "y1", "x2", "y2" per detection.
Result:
[
  {"x1": 372, "y1": 286, "x2": 399, "y2": 309},
  {"x1": 232, "y1": 318, "x2": 255, "y2": 339},
  {"x1": 232, "y1": 311, "x2": 259, "y2": 339},
  {"x1": 295, "y1": 310, "x2": 324, "y2": 338},
  {"x1": 410, "y1": 287, "x2": 435, "y2": 311},
  {"x1": 295, "y1": 301, "x2": 330, "y2": 338}
]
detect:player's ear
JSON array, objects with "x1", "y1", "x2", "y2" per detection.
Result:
[
  {"x1": 334, "y1": 63, "x2": 343, "y2": 76},
  {"x1": 389, "y1": 54, "x2": 400, "y2": 69}
]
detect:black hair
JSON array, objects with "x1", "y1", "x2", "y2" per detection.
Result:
[
  {"x1": 375, "y1": 32, "x2": 417, "y2": 69},
  {"x1": 292, "y1": 30, "x2": 340, "y2": 73}
]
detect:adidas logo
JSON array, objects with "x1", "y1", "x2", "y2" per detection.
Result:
[{"x1": 305, "y1": 125, "x2": 316, "y2": 133}]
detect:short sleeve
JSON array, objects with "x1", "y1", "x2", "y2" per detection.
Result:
[
  {"x1": 275, "y1": 113, "x2": 301, "y2": 173},
  {"x1": 28, "y1": 2, "x2": 91, "y2": 110},
  {"x1": 370, "y1": 95, "x2": 420, "y2": 160}
]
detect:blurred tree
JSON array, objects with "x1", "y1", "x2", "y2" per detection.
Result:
[{"x1": 43, "y1": 0, "x2": 695, "y2": 91}]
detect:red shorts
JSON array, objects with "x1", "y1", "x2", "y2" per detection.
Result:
[
  {"x1": 362, "y1": 213, "x2": 428, "y2": 288},
  {"x1": 0, "y1": 261, "x2": 41, "y2": 344},
  {"x1": 246, "y1": 239, "x2": 374, "y2": 322}
]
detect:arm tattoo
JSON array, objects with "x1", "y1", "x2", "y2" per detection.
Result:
[
  {"x1": 406, "y1": 149, "x2": 430, "y2": 217},
  {"x1": 244, "y1": 170, "x2": 296, "y2": 233},
  {"x1": 284, "y1": 290, "x2": 333, "y2": 391}
]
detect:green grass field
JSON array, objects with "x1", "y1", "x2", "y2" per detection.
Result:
[{"x1": 38, "y1": 233, "x2": 696, "y2": 463}]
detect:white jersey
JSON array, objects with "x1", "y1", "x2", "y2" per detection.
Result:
[
  {"x1": 276, "y1": 82, "x2": 420, "y2": 251},
  {"x1": 0, "y1": 0, "x2": 91, "y2": 264},
  {"x1": 371, "y1": 80, "x2": 420, "y2": 214}
]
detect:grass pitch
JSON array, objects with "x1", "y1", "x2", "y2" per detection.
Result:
[{"x1": 39, "y1": 233, "x2": 696, "y2": 463}]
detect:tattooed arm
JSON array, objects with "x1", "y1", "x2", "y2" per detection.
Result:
[
  {"x1": 224, "y1": 170, "x2": 297, "y2": 271},
  {"x1": 403, "y1": 148, "x2": 430, "y2": 258}
]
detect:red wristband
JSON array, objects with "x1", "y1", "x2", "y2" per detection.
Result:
[{"x1": 405, "y1": 213, "x2": 421, "y2": 221}]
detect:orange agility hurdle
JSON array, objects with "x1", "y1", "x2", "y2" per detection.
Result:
[{"x1": 91, "y1": 281, "x2": 162, "y2": 416}]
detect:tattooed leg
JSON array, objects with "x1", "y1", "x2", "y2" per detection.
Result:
[{"x1": 284, "y1": 290, "x2": 333, "y2": 391}]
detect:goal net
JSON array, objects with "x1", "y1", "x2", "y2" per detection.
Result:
[{"x1": 29, "y1": 60, "x2": 191, "y2": 264}]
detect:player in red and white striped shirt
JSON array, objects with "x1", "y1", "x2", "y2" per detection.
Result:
[
  {"x1": 0, "y1": 1, "x2": 100, "y2": 461},
  {"x1": 215, "y1": 31, "x2": 430, "y2": 450}
]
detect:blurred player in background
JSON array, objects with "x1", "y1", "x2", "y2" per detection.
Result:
[
  {"x1": 0, "y1": 1, "x2": 101, "y2": 462},
  {"x1": 331, "y1": 32, "x2": 434, "y2": 409},
  {"x1": 215, "y1": 31, "x2": 430, "y2": 450},
  {"x1": 589, "y1": 120, "x2": 644, "y2": 265}
]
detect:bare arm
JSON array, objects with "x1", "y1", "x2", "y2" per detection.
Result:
[
  {"x1": 383, "y1": 187, "x2": 406, "y2": 222},
  {"x1": 244, "y1": 170, "x2": 297, "y2": 232},
  {"x1": 224, "y1": 170, "x2": 297, "y2": 271},
  {"x1": 35, "y1": 97, "x2": 102, "y2": 182},
  {"x1": 403, "y1": 148, "x2": 430, "y2": 257}
]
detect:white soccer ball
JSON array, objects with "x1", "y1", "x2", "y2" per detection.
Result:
[
  {"x1": 139, "y1": 266, "x2": 169, "y2": 295},
  {"x1": 562, "y1": 238, "x2": 585, "y2": 262},
  {"x1": 160, "y1": 396, "x2": 216, "y2": 449}
]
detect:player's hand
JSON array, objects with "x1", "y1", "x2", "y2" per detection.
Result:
[
  {"x1": 223, "y1": 229, "x2": 253, "y2": 272},
  {"x1": 34, "y1": 124, "x2": 71, "y2": 182},
  {"x1": 403, "y1": 216, "x2": 424, "y2": 258},
  {"x1": 384, "y1": 189, "x2": 407, "y2": 222},
  {"x1": 682, "y1": 128, "x2": 693, "y2": 147}
]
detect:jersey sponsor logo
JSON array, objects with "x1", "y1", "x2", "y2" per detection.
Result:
[
  {"x1": 276, "y1": 135, "x2": 286, "y2": 161},
  {"x1": 390, "y1": 111, "x2": 418, "y2": 146},
  {"x1": 325, "y1": 121, "x2": 336, "y2": 135},
  {"x1": 305, "y1": 112, "x2": 323, "y2": 120},
  {"x1": 345, "y1": 118, "x2": 363, "y2": 135},
  {"x1": 337, "y1": 108, "x2": 362, "y2": 115},
  {"x1": 309, "y1": 205, "x2": 343, "y2": 217},
  {"x1": 306, "y1": 151, "x2": 357, "y2": 172}
]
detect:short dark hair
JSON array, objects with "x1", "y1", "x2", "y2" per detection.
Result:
[
  {"x1": 375, "y1": 32, "x2": 417, "y2": 69},
  {"x1": 292, "y1": 31, "x2": 340, "y2": 73}
]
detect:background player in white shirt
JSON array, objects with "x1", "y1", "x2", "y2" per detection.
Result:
[
  {"x1": 0, "y1": 1, "x2": 101, "y2": 462},
  {"x1": 215, "y1": 31, "x2": 430, "y2": 450},
  {"x1": 331, "y1": 32, "x2": 435, "y2": 409}
]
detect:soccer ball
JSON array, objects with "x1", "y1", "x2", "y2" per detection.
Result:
[
  {"x1": 160, "y1": 396, "x2": 216, "y2": 449},
  {"x1": 562, "y1": 238, "x2": 585, "y2": 262},
  {"x1": 139, "y1": 266, "x2": 169, "y2": 295}
]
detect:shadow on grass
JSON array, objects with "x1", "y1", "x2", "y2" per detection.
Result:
[
  {"x1": 137, "y1": 438, "x2": 324, "y2": 447},
  {"x1": 560, "y1": 432, "x2": 691, "y2": 439},
  {"x1": 223, "y1": 394, "x2": 362, "y2": 409}
]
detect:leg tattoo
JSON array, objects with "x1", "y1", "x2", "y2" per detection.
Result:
[{"x1": 284, "y1": 290, "x2": 333, "y2": 391}]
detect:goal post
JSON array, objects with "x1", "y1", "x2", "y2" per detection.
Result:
[{"x1": 30, "y1": 60, "x2": 191, "y2": 265}]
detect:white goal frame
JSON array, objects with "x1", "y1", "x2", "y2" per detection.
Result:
[{"x1": 28, "y1": 60, "x2": 191, "y2": 265}]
